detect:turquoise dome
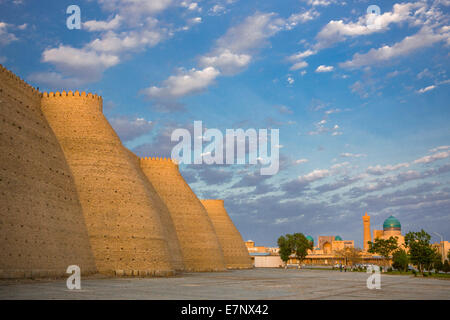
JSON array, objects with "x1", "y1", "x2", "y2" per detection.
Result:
[
  {"x1": 334, "y1": 235, "x2": 343, "y2": 241},
  {"x1": 306, "y1": 235, "x2": 314, "y2": 244},
  {"x1": 383, "y1": 216, "x2": 401, "y2": 230}
]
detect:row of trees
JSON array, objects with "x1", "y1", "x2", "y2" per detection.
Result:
[
  {"x1": 368, "y1": 229, "x2": 450, "y2": 274},
  {"x1": 277, "y1": 229, "x2": 449, "y2": 274}
]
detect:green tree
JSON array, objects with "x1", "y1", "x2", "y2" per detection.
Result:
[
  {"x1": 404, "y1": 230, "x2": 436, "y2": 274},
  {"x1": 335, "y1": 247, "x2": 362, "y2": 266},
  {"x1": 277, "y1": 235, "x2": 291, "y2": 266},
  {"x1": 443, "y1": 260, "x2": 450, "y2": 273},
  {"x1": 392, "y1": 249, "x2": 409, "y2": 272},
  {"x1": 277, "y1": 233, "x2": 313, "y2": 268},
  {"x1": 289, "y1": 233, "x2": 313, "y2": 267},
  {"x1": 433, "y1": 256, "x2": 443, "y2": 273},
  {"x1": 447, "y1": 250, "x2": 450, "y2": 262},
  {"x1": 368, "y1": 236, "x2": 399, "y2": 266}
]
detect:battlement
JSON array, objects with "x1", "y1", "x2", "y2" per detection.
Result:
[
  {"x1": 0, "y1": 64, "x2": 40, "y2": 96},
  {"x1": 41, "y1": 90, "x2": 103, "y2": 112},
  {"x1": 42, "y1": 91, "x2": 102, "y2": 100}
]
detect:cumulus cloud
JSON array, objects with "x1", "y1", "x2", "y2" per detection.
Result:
[
  {"x1": 417, "y1": 85, "x2": 436, "y2": 93},
  {"x1": 83, "y1": 15, "x2": 122, "y2": 31},
  {"x1": 298, "y1": 169, "x2": 330, "y2": 183},
  {"x1": 301, "y1": 0, "x2": 338, "y2": 6},
  {"x1": 430, "y1": 146, "x2": 450, "y2": 153},
  {"x1": 341, "y1": 152, "x2": 366, "y2": 158},
  {"x1": 142, "y1": 67, "x2": 220, "y2": 99},
  {"x1": 315, "y1": 2, "x2": 423, "y2": 49},
  {"x1": 285, "y1": 8, "x2": 320, "y2": 29},
  {"x1": 367, "y1": 163, "x2": 410, "y2": 175},
  {"x1": 98, "y1": 0, "x2": 174, "y2": 21},
  {"x1": 0, "y1": 22, "x2": 18, "y2": 45},
  {"x1": 295, "y1": 159, "x2": 309, "y2": 165},
  {"x1": 414, "y1": 150, "x2": 450, "y2": 164},
  {"x1": 37, "y1": 45, "x2": 120, "y2": 86},
  {"x1": 340, "y1": 27, "x2": 449, "y2": 69},
  {"x1": 199, "y1": 49, "x2": 251, "y2": 75},
  {"x1": 35, "y1": 1, "x2": 174, "y2": 87},
  {"x1": 315, "y1": 65, "x2": 334, "y2": 72},
  {"x1": 143, "y1": 12, "x2": 288, "y2": 103}
]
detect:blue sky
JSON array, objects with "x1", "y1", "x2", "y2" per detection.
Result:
[{"x1": 1, "y1": 0, "x2": 449, "y2": 247}]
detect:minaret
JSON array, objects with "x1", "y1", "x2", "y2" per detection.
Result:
[{"x1": 363, "y1": 212, "x2": 371, "y2": 252}]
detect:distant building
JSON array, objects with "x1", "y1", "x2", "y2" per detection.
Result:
[
  {"x1": 372, "y1": 215, "x2": 405, "y2": 248},
  {"x1": 432, "y1": 241, "x2": 450, "y2": 263}
]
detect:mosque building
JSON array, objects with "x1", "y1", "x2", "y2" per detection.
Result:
[{"x1": 363, "y1": 212, "x2": 405, "y2": 250}]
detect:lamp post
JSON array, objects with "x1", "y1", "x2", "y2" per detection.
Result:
[{"x1": 433, "y1": 232, "x2": 444, "y2": 263}]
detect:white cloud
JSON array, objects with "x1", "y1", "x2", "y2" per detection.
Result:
[
  {"x1": 142, "y1": 67, "x2": 220, "y2": 99},
  {"x1": 42, "y1": 45, "x2": 119, "y2": 79},
  {"x1": 290, "y1": 61, "x2": 308, "y2": 71},
  {"x1": 288, "y1": 49, "x2": 316, "y2": 61},
  {"x1": 298, "y1": 169, "x2": 330, "y2": 183},
  {"x1": 414, "y1": 150, "x2": 450, "y2": 164},
  {"x1": 367, "y1": 163, "x2": 410, "y2": 175},
  {"x1": 84, "y1": 15, "x2": 122, "y2": 32},
  {"x1": 0, "y1": 22, "x2": 17, "y2": 45},
  {"x1": 87, "y1": 23, "x2": 165, "y2": 54},
  {"x1": 287, "y1": 76, "x2": 294, "y2": 85},
  {"x1": 430, "y1": 146, "x2": 450, "y2": 153},
  {"x1": 315, "y1": 65, "x2": 334, "y2": 72},
  {"x1": 199, "y1": 49, "x2": 251, "y2": 75},
  {"x1": 145, "y1": 12, "x2": 288, "y2": 101},
  {"x1": 340, "y1": 152, "x2": 366, "y2": 158},
  {"x1": 417, "y1": 85, "x2": 436, "y2": 93},
  {"x1": 301, "y1": 0, "x2": 337, "y2": 6},
  {"x1": 287, "y1": 49, "x2": 316, "y2": 71},
  {"x1": 98, "y1": 0, "x2": 174, "y2": 21},
  {"x1": 340, "y1": 27, "x2": 449, "y2": 69},
  {"x1": 315, "y1": 2, "x2": 423, "y2": 49},
  {"x1": 286, "y1": 9, "x2": 320, "y2": 29},
  {"x1": 295, "y1": 159, "x2": 309, "y2": 165}
]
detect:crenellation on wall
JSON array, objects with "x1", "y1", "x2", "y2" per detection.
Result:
[
  {"x1": 41, "y1": 91, "x2": 103, "y2": 113},
  {"x1": 1, "y1": 64, "x2": 251, "y2": 279},
  {"x1": 0, "y1": 64, "x2": 40, "y2": 96}
]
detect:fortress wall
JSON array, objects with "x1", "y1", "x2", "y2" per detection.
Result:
[
  {"x1": 40, "y1": 93, "x2": 174, "y2": 276},
  {"x1": 200, "y1": 200, "x2": 253, "y2": 269},
  {"x1": 124, "y1": 149, "x2": 184, "y2": 271},
  {"x1": 0, "y1": 65, "x2": 97, "y2": 278},
  {"x1": 140, "y1": 158, "x2": 226, "y2": 272}
]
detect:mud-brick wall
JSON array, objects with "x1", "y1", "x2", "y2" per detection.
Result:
[
  {"x1": 0, "y1": 65, "x2": 97, "y2": 279},
  {"x1": 40, "y1": 92, "x2": 174, "y2": 277},
  {"x1": 140, "y1": 158, "x2": 226, "y2": 272},
  {"x1": 125, "y1": 149, "x2": 184, "y2": 271},
  {"x1": 201, "y1": 200, "x2": 253, "y2": 269}
]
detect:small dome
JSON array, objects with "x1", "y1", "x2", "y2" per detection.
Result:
[
  {"x1": 383, "y1": 216, "x2": 401, "y2": 230},
  {"x1": 334, "y1": 235, "x2": 343, "y2": 241},
  {"x1": 306, "y1": 235, "x2": 314, "y2": 244}
]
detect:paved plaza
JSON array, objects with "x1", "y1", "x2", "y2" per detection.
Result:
[{"x1": 1, "y1": 268, "x2": 449, "y2": 300}]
